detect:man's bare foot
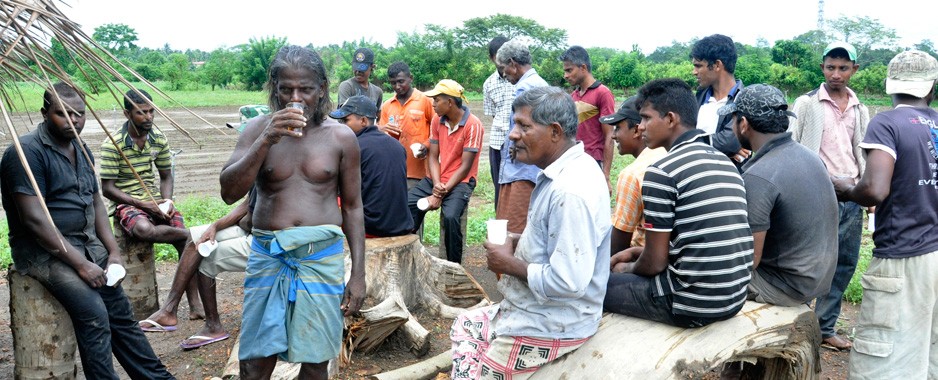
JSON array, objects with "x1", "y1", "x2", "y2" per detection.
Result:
[
  {"x1": 188, "y1": 308, "x2": 205, "y2": 320},
  {"x1": 139, "y1": 310, "x2": 178, "y2": 332}
]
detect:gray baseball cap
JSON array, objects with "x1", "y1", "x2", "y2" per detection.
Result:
[{"x1": 885, "y1": 50, "x2": 938, "y2": 97}]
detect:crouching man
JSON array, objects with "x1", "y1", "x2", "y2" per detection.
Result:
[{"x1": 450, "y1": 86, "x2": 611, "y2": 379}]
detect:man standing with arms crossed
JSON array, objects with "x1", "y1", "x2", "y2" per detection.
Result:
[
  {"x1": 483, "y1": 36, "x2": 514, "y2": 209},
  {"x1": 691, "y1": 34, "x2": 750, "y2": 169},
  {"x1": 560, "y1": 45, "x2": 617, "y2": 189},
  {"x1": 789, "y1": 41, "x2": 869, "y2": 351},
  {"x1": 220, "y1": 45, "x2": 366, "y2": 380},
  {"x1": 834, "y1": 50, "x2": 938, "y2": 380}
]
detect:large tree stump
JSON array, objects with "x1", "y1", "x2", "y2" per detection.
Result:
[
  {"x1": 530, "y1": 302, "x2": 821, "y2": 379},
  {"x1": 222, "y1": 235, "x2": 490, "y2": 379},
  {"x1": 112, "y1": 219, "x2": 159, "y2": 320},
  {"x1": 8, "y1": 270, "x2": 78, "y2": 380},
  {"x1": 344, "y1": 235, "x2": 490, "y2": 360}
]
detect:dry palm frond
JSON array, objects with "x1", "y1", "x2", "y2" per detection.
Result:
[{"x1": 0, "y1": 0, "x2": 226, "y2": 248}]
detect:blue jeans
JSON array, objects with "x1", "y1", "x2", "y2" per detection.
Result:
[
  {"x1": 30, "y1": 258, "x2": 175, "y2": 380},
  {"x1": 814, "y1": 201, "x2": 863, "y2": 338}
]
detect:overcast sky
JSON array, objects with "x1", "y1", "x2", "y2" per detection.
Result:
[{"x1": 64, "y1": 0, "x2": 935, "y2": 54}]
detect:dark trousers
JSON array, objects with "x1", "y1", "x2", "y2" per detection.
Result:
[
  {"x1": 489, "y1": 147, "x2": 501, "y2": 210},
  {"x1": 408, "y1": 177, "x2": 475, "y2": 263},
  {"x1": 31, "y1": 258, "x2": 174, "y2": 380},
  {"x1": 603, "y1": 272, "x2": 733, "y2": 328},
  {"x1": 814, "y1": 201, "x2": 863, "y2": 338}
]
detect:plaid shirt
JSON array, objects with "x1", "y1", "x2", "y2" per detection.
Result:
[
  {"x1": 482, "y1": 71, "x2": 515, "y2": 149},
  {"x1": 612, "y1": 147, "x2": 666, "y2": 247}
]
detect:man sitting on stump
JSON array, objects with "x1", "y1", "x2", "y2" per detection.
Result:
[
  {"x1": 603, "y1": 78, "x2": 753, "y2": 328},
  {"x1": 0, "y1": 82, "x2": 174, "y2": 379},
  {"x1": 100, "y1": 89, "x2": 201, "y2": 329},
  {"x1": 331, "y1": 95, "x2": 413, "y2": 237},
  {"x1": 451, "y1": 86, "x2": 610, "y2": 379},
  {"x1": 407, "y1": 79, "x2": 484, "y2": 263},
  {"x1": 721, "y1": 84, "x2": 838, "y2": 306}
]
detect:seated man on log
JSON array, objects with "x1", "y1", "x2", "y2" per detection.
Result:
[
  {"x1": 137, "y1": 192, "x2": 255, "y2": 349},
  {"x1": 219, "y1": 45, "x2": 366, "y2": 380},
  {"x1": 330, "y1": 95, "x2": 413, "y2": 237},
  {"x1": 451, "y1": 86, "x2": 611, "y2": 379},
  {"x1": 0, "y1": 82, "x2": 174, "y2": 379},
  {"x1": 100, "y1": 88, "x2": 202, "y2": 329},
  {"x1": 407, "y1": 79, "x2": 484, "y2": 263},
  {"x1": 601, "y1": 96, "x2": 666, "y2": 251},
  {"x1": 603, "y1": 78, "x2": 754, "y2": 328},
  {"x1": 720, "y1": 84, "x2": 838, "y2": 306}
]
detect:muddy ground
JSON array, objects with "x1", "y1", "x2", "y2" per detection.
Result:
[{"x1": 0, "y1": 105, "x2": 856, "y2": 379}]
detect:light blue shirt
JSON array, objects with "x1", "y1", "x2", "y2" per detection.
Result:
[
  {"x1": 498, "y1": 68, "x2": 548, "y2": 184},
  {"x1": 494, "y1": 143, "x2": 611, "y2": 339}
]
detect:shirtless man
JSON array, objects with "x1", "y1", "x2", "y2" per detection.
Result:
[{"x1": 219, "y1": 45, "x2": 366, "y2": 380}]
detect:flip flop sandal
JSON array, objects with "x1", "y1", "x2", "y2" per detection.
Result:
[
  {"x1": 139, "y1": 319, "x2": 177, "y2": 332},
  {"x1": 180, "y1": 334, "x2": 230, "y2": 350}
]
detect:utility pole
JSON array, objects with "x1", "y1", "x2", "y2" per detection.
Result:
[{"x1": 817, "y1": 0, "x2": 825, "y2": 30}]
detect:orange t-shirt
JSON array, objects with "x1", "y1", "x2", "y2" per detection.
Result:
[{"x1": 379, "y1": 90, "x2": 436, "y2": 179}]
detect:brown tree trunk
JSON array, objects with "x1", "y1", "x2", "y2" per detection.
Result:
[
  {"x1": 530, "y1": 302, "x2": 822, "y2": 379},
  {"x1": 8, "y1": 270, "x2": 78, "y2": 380},
  {"x1": 112, "y1": 219, "x2": 159, "y2": 320},
  {"x1": 223, "y1": 235, "x2": 490, "y2": 378}
]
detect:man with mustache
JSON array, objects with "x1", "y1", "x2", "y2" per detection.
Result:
[{"x1": 100, "y1": 89, "x2": 199, "y2": 330}]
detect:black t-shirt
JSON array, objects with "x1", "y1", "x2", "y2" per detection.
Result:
[
  {"x1": 0, "y1": 123, "x2": 107, "y2": 273},
  {"x1": 356, "y1": 126, "x2": 413, "y2": 236}
]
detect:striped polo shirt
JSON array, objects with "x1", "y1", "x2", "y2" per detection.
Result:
[
  {"x1": 99, "y1": 122, "x2": 171, "y2": 214},
  {"x1": 642, "y1": 129, "x2": 753, "y2": 318}
]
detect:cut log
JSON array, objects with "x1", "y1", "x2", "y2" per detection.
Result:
[
  {"x1": 369, "y1": 349, "x2": 453, "y2": 380},
  {"x1": 112, "y1": 219, "x2": 159, "y2": 320},
  {"x1": 530, "y1": 302, "x2": 821, "y2": 379},
  {"x1": 8, "y1": 270, "x2": 78, "y2": 380},
  {"x1": 343, "y1": 235, "x2": 490, "y2": 361}
]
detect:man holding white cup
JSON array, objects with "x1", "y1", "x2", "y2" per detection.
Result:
[
  {"x1": 451, "y1": 87, "x2": 610, "y2": 379},
  {"x1": 407, "y1": 79, "x2": 484, "y2": 263}
]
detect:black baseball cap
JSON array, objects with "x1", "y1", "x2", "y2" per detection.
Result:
[
  {"x1": 330, "y1": 95, "x2": 377, "y2": 119},
  {"x1": 599, "y1": 96, "x2": 641, "y2": 125},
  {"x1": 353, "y1": 48, "x2": 375, "y2": 72}
]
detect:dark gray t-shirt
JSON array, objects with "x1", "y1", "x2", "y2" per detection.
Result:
[
  {"x1": 742, "y1": 132, "x2": 838, "y2": 302},
  {"x1": 337, "y1": 78, "x2": 383, "y2": 111}
]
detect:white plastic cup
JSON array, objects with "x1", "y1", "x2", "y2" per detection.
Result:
[
  {"x1": 410, "y1": 143, "x2": 422, "y2": 158},
  {"x1": 198, "y1": 240, "x2": 219, "y2": 257},
  {"x1": 867, "y1": 213, "x2": 875, "y2": 232},
  {"x1": 106, "y1": 263, "x2": 126, "y2": 287},
  {"x1": 417, "y1": 197, "x2": 430, "y2": 211},
  {"x1": 158, "y1": 200, "x2": 172, "y2": 214},
  {"x1": 486, "y1": 219, "x2": 508, "y2": 245}
]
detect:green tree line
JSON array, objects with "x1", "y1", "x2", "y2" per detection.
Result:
[{"x1": 59, "y1": 14, "x2": 936, "y2": 98}]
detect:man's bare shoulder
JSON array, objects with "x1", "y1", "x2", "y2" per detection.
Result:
[
  {"x1": 320, "y1": 117, "x2": 357, "y2": 142},
  {"x1": 241, "y1": 114, "x2": 273, "y2": 139}
]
